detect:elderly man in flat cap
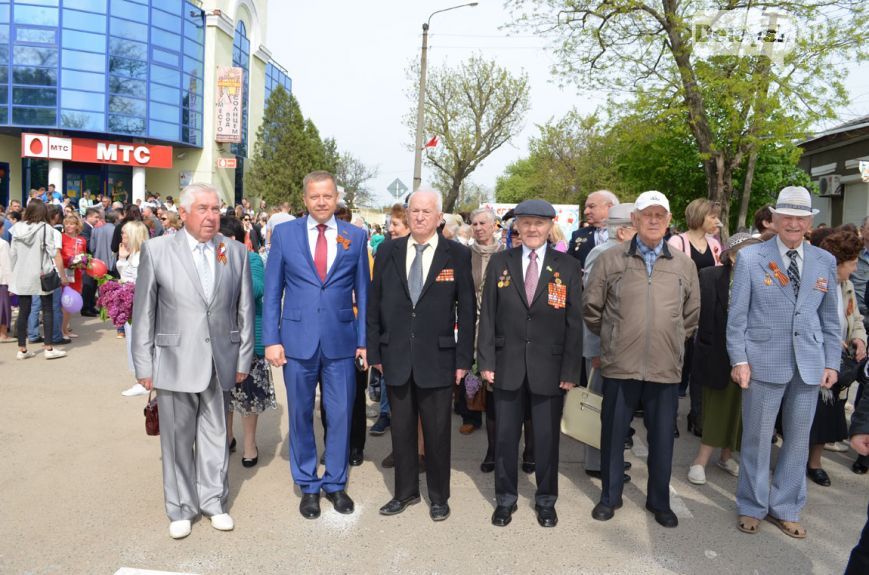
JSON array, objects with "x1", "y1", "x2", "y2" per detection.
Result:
[
  {"x1": 478, "y1": 199, "x2": 583, "y2": 528},
  {"x1": 583, "y1": 191, "x2": 699, "y2": 528},
  {"x1": 727, "y1": 185, "x2": 839, "y2": 539}
]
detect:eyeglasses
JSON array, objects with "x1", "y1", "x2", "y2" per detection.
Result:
[
  {"x1": 160, "y1": 217, "x2": 168, "y2": 221},
  {"x1": 243, "y1": 218, "x2": 250, "y2": 222}
]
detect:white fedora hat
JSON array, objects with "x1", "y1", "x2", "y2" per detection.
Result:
[{"x1": 769, "y1": 186, "x2": 819, "y2": 217}]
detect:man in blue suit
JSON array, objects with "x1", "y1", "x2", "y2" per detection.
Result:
[
  {"x1": 727, "y1": 186, "x2": 840, "y2": 539},
  {"x1": 263, "y1": 171, "x2": 370, "y2": 520}
]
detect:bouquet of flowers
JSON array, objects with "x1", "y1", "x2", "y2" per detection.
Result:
[
  {"x1": 69, "y1": 252, "x2": 92, "y2": 269},
  {"x1": 97, "y1": 280, "x2": 135, "y2": 328},
  {"x1": 464, "y1": 372, "x2": 483, "y2": 401}
]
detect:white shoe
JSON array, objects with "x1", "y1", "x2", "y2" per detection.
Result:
[
  {"x1": 121, "y1": 383, "x2": 149, "y2": 397},
  {"x1": 169, "y1": 520, "x2": 191, "y2": 539},
  {"x1": 824, "y1": 442, "x2": 849, "y2": 453},
  {"x1": 716, "y1": 458, "x2": 740, "y2": 477},
  {"x1": 688, "y1": 464, "x2": 707, "y2": 485},
  {"x1": 16, "y1": 350, "x2": 37, "y2": 360},
  {"x1": 44, "y1": 348, "x2": 67, "y2": 360},
  {"x1": 209, "y1": 513, "x2": 234, "y2": 531}
]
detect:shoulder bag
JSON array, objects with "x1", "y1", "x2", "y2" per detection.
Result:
[{"x1": 40, "y1": 224, "x2": 62, "y2": 292}]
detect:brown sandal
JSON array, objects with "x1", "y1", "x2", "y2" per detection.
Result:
[
  {"x1": 765, "y1": 515, "x2": 806, "y2": 539},
  {"x1": 737, "y1": 515, "x2": 760, "y2": 534}
]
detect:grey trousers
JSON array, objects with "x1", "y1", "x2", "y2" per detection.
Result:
[
  {"x1": 584, "y1": 358, "x2": 603, "y2": 472},
  {"x1": 157, "y1": 373, "x2": 230, "y2": 521}
]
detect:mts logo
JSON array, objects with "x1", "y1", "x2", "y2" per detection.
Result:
[{"x1": 97, "y1": 143, "x2": 152, "y2": 165}]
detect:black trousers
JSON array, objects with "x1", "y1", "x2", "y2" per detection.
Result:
[
  {"x1": 847, "y1": 499, "x2": 869, "y2": 574},
  {"x1": 16, "y1": 294, "x2": 52, "y2": 348},
  {"x1": 81, "y1": 273, "x2": 97, "y2": 313},
  {"x1": 387, "y1": 378, "x2": 452, "y2": 505},
  {"x1": 320, "y1": 367, "x2": 367, "y2": 452},
  {"x1": 494, "y1": 381, "x2": 562, "y2": 508},
  {"x1": 455, "y1": 380, "x2": 482, "y2": 426},
  {"x1": 600, "y1": 378, "x2": 679, "y2": 511}
]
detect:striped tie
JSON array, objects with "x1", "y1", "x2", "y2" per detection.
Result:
[
  {"x1": 525, "y1": 250, "x2": 538, "y2": 303},
  {"x1": 786, "y1": 249, "x2": 800, "y2": 297}
]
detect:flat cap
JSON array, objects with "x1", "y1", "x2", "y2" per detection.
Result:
[{"x1": 514, "y1": 199, "x2": 556, "y2": 219}]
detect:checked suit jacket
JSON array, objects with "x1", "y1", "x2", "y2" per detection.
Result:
[{"x1": 726, "y1": 238, "x2": 840, "y2": 386}]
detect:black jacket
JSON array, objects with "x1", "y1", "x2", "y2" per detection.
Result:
[
  {"x1": 366, "y1": 234, "x2": 476, "y2": 389},
  {"x1": 567, "y1": 226, "x2": 596, "y2": 271},
  {"x1": 692, "y1": 265, "x2": 731, "y2": 390},
  {"x1": 477, "y1": 246, "x2": 583, "y2": 396}
]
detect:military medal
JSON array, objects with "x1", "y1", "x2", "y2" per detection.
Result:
[
  {"x1": 764, "y1": 274, "x2": 772, "y2": 286},
  {"x1": 498, "y1": 269, "x2": 511, "y2": 288}
]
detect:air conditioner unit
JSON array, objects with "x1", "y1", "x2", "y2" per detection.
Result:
[{"x1": 817, "y1": 174, "x2": 842, "y2": 197}]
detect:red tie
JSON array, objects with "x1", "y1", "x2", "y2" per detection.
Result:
[{"x1": 314, "y1": 224, "x2": 328, "y2": 281}]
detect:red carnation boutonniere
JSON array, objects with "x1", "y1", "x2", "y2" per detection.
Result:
[
  {"x1": 216, "y1": 242, "x2": 228, "y2": 265},
  {"x1": 769, "y1": 262, "x2": 788, "y2": 286},
  {"x1": 336, "y1": 235, "x2": 351, "y2": 250}
]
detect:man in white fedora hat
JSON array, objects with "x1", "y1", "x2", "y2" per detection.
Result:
[{"x1": 726, "y1": 185, "x2": 840, "y2": 539}]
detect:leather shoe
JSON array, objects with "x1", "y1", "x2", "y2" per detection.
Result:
[
  {"x1": 299, "y1": 493, "x2": 321, "y2": 519},
  {"x1": 241, "y1": 446, "x2": 258, "y2": 468},
  {"x1": 806, "y1": 467, "x2": 831, "y2": 487},
  {"x1": 430, "y1": 503, "x2": 450, "y2": 522},
  {"x1": 591, "y1": 501, "x2": 622, "y2": 521},
  {"x1": 491, "y1": 503, "x2": 518, "y2": 527},
  {"x1": 169, "y1": 519, "x2": 191, "y2": 539},
  {"x1": 381, "y1": 452, "x2": 395, "y2": 468},
  {"x1": 480, "y1": 459, "x2": 495, "y2": 473},
  {"x1": 535, "y1": 505, "x2": 558, "y2": 528},
  {"x1": 324, "y1": 490, "x2": 355, "y2": 514},
  {"x1": 521, "y1": 460, "x2": 535, "y2": 474},
  {"x1": 646, "y1": 504, "x2": 678, "y2": 528},
  {"x1": 209, "y1": 513, "x2": 234, "y2": 531},
  {"x1": 585, "y1": 469, "x2": 631, "y2": 483},
  {"x1": 853, "y1": 461, "x2": 868, "y2": 475},
  {"x1": 379, "y1": 494, "x2": 421, "y2": 516},
  {"x1": 349, "y1": 448, "x2": 363, "y2": 467}
]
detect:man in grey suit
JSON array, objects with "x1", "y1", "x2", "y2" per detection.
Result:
[
  {"x1": 132, "y1": 183, "x2": 254, "y2": 540},
  {"x1": 90, "y1": 210, "x2": 117, "y2": 274},
  {"x1": 727, "y1": 185, "x2": 839, "y2": 539}
]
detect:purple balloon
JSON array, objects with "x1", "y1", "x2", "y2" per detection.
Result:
[{"x1": 61, "y1": 286, "x2": 83, "y2": 314}]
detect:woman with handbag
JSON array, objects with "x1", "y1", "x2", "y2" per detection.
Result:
[
  {"x1": 806, "y1": 229, "x2": 867, "y2": 486},
  {"x1": 8, "y1": 199, "x2": 68, "y2": 360},
  {"x1": 60, "y1": 214, "x2": 87, "y2": 339}
]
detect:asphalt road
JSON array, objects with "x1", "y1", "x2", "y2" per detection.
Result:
[{"x1": 1, "y1": 314, "x2": 866, "y2": 574}]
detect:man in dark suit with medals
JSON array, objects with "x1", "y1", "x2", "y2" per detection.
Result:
[{"x1": 478, "y1": 199, "x2": 583, "y2": 528}]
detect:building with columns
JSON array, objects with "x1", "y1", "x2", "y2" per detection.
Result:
[{"x1": 0, "y1": 0, "x2": 291, "y2": 207}]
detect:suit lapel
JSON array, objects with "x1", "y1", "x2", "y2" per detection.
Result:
[
  {"x1": 417, "y1": 235, "x2": 449, "y2": 302},
  {"x1": 529, "y1": 247, "x2": 555, "y2": 307},
  {"x1": 391, "y1": 236, "x2": 411, "y2": 301},
  {"x1": 297, "y1": 216, "x2": 322, "y2": 283},
  {"x1": 758, "y1": 240, "x2": 796, "y2": 304},
  {"x1": 174, "y1": 229, "x2": 207, "y2": 303},
  {"x1": 796, "y1": 244, "x2": 818, "y2": 308},
  {"x1": 210, "y1": 233, "x2": 226, "y2": 306},
  {"x1": 505, "y1": 248, "x2": 528, "y2": 308}
]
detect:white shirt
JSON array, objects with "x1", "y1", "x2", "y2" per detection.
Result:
[
  {"x1": 307, "y1": 215, "x2": 338, "y2": 272},
  {"x1": 406, "y1": 232, "x2": 439, "y2": 281},
  {"x1": 185, "y1": 231, "x2": 214, "y2": 281},
  {"x1": 521, "y1": 243, "x2": 546, "y2": 282},
  {"x1": 776, "y1": 235, "x2": 804, "y2": 276}
]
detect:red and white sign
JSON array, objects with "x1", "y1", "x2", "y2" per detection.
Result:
[
  {"x1": 21, "y1": 133, "x2": 173, "y2": 169},
  {"x1": 216, "y1": 157, "x2": 237, "y2": 169}
]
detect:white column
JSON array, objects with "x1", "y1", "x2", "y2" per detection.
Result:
[
  {"x1": 132, "y1": 167, "x2": 146, "y2": 204},
  {"x1": 48, "y1": 160, "x2": 63, "y2": 190}
]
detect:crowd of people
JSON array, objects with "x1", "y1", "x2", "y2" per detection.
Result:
[{"x1": 3, "y1": 175, "x2": 868, "y2": 573}]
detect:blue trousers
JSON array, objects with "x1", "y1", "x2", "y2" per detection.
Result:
[
  {"x1": 283, "y1": 347, "x2": 355, "y2": 494},
  {"x1": 28, "y1": 287, "x2": 62, "y2": 342},
  {"x1": 737, "y1": 375, "x2": 818, "y2": 521}
]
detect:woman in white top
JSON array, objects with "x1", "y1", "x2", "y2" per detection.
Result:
[{"x1": 118, "y1": 220, "x2": 149, "y2": 396}]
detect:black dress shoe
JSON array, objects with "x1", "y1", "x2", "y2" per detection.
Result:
[
  {"x1": 53, "y1": 337, "x2": 72, "y2": 345},
  {"x1": 299, "y1": 493, "x2": 321, "y2": 519},
  {"x1": 591, "y1": 501, "x2": 622, "y2": 521},
  {"x1": 379, "y1": 495, "x2": 421, "y2": 516},
  {"x1": 624, "y1": 461, "x2": 632, "y2": 471},
  {"x1": 480, "y1": 459, "x2": 495, "y2": 473},
  {"x1": 646, "y1": 504, "x2": 678, "y2": 528},
  {"x1": 521, "y1": 460, "x2": 535, "y2": 474},
  {"x1": 535, "y1": 505, "x2": 558, "y2": 527},
  {"x1": 584, "y1": 470, "x2": 631, "y2": 483},
  {"x1": 241, "y1": 447, "x2": 258, "y2": 468},
  {"x1": 491, "y1": 503, "x2": 518, "y2": 527},
  {"x1": 806, "y1": 467, "x2": 831, "y2": 486},
  {"x1": 853, "y1": 461, "x2": 869, "y2": 475},
  {"x1": 30, "y1": 337, "x2": 44, "y2": 344},
  {"x1": 430, "y1": 503, "x2": 450, "y2": 522},
  {"x1": 349, "y1": 448, "x2": 363, "y2": 467},
  {"x1": 229, "y1": 438, "x2": 237, "y2": 453},
  {"x1": 324, "y1": 490, "x2": 355, "y2": 514}
]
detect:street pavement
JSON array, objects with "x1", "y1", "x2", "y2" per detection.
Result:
[{"x1": 1, "y1": 314, "x2": 867, "y2": 574}]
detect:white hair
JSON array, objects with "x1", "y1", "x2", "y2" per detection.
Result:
[
  {"x1": 408, "y1": 187, "x2": 443, "y2": 212},
  {"x1": 469, "y1": 207, "x2": 496, "y2": 223},
  {"x1": 179, "y1": 183, "x2": 219, "y2": 211},
  {"x1": 589, "y1": 189, "x2": 619, "y2": 207}
]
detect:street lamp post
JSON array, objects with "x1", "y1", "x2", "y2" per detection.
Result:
[{"x1": 412, "y1": 2, "x2": 478, "y2": 192}]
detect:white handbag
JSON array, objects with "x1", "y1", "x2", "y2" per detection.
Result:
[{"x1": 561, "y1": 370, "x2": 603, "y2": 448}]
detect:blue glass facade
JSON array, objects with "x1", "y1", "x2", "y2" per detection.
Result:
[
  {"x1": 264, "y1": 61, "x2": 290, "y2": 105},
  {"x1": 0, "y1": 0, "x2": 204, "y2": 146}
]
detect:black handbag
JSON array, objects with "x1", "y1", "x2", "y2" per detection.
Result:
[
  {"x1": 39, "y1": 224, "x2": 62, "y2": 292},
  {"x1": 838, "y1": 349, "x2": 863, "y2": 389}
]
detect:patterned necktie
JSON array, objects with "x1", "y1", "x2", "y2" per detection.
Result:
[
  {"x1": 409, "y1": 243, "x2": 429, "y2": 306},
  {"x1": 525, "y1": 250, "x2": 539, "y2": 303},
  {"x1": 195, "y1": 243, "x2": 212, "y2": 300},
  {"x1": 786, "y1": 249, "x2": 800, "y2": 297},
  {"x1": 314, "y1": 224, "x2": 328, "y2": 281}
]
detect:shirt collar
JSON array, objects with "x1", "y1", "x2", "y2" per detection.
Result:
[
  {"x1": 307, "y1": 215, "x2": 337, "y2": 230},
  {"x1": 776, "y1": 235, "x2": 803, "y2": 260},
  {"x1": 522, "y1": 243, "x2": 547, "y2": 260},
  {"x1": 184, "y1": 230, "x2": 214, "y2": 251},
  {"x1": 636, "y1": 238, "x2": 663, "y2": 256},
  {"x1": 409, "y1": 232, "x2": 439, "y2": 251}
]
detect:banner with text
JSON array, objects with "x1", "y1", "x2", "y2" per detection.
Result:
[{"x1": 215, "y1": 66, "x2": 243, "y2": 144}]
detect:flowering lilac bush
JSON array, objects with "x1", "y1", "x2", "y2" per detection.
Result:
[{"x1": 97, "y1": 280, "x2": 135, "y2": 328}]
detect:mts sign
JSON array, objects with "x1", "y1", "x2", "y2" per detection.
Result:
[
  {"x1": 21, "y1": 133, "x2": 173, "y2": 169},
  {"x1": 97, "y1": 143, "x2": 152, "y2": 165}
]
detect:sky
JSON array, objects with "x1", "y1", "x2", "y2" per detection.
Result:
[{"x1": 267, "y1": 1, "x2": 869, "y2": 209}]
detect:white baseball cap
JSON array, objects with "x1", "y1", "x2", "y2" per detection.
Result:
[{"x1": 634, "y1": 191, "x2": 670, "y2": 213}]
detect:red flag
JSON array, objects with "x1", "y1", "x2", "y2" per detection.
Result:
[{"x1": 424, "y1": 136, "x2": 438, "y2": 148}]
